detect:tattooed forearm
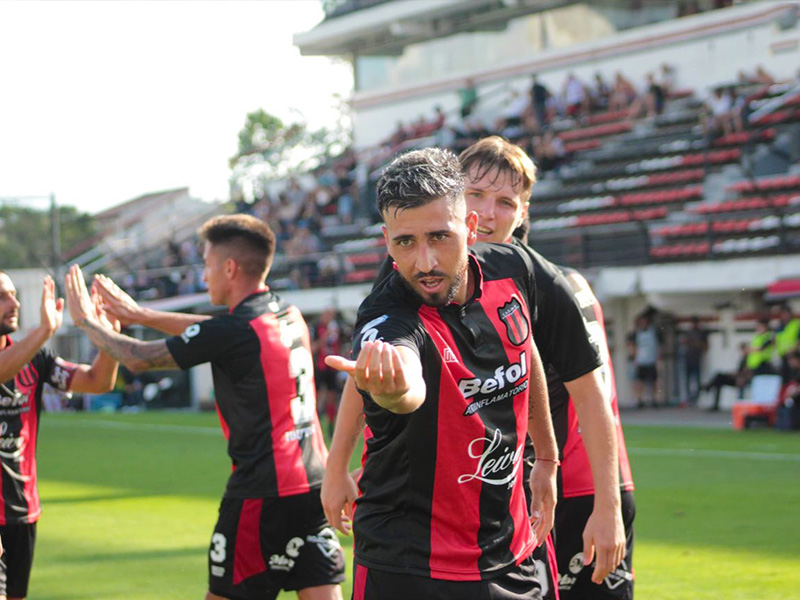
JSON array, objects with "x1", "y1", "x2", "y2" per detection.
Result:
[{"x1": 79, "y1": 319, "x2": 178, "y2": 371}]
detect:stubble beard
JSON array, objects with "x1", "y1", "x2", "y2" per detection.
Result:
[
  {"x1": 0, "y1": 314, "x2": 18, "y2": 337},
  {"x1": 401, "y1": 255, "x2": 469, "y2": 308}
]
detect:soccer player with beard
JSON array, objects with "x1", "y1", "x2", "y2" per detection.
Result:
[
  {"x1": 66, "y1": 215, "x2": 345, "y2": 600},
  {"x1": 325, "y1": 148, "x2": 558, "y2": 599},
  {"x1": 322, "y1": 138, "x2": 634, "y2": 600},
  {"x1": 0, "y1": 272, "x2": 119, "y2": 600}
]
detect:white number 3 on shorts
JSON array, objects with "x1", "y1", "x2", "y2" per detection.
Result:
[{"x1": 210, "y1": 533, "x2": 227, "y2": 563}]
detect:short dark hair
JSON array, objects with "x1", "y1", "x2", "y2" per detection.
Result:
[
  {"x1": 199, "y1": 214, "x2": 276, "y2": 277},
  {"x1": 376, "y1": 148, "x2": 465, "y2": 218}
]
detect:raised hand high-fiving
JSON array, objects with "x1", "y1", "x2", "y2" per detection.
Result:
[
  {"x1": 92, "y1": 274, "x2": 141, "y2": 327},
  {"x1": 40, "y1": 275, "x2": 64, "y2": 337}
]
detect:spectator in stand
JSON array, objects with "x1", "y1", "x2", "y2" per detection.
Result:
[
  {"x1": 286, "y1": 223, "x2": 321, "y2": 257},
  {"x1": 286, "y1": 178, "x2": 305, "y2": 206},
  {"x1": 747, "y1": 317, "x2": 777, "y2": 375},
  {"x1": 609, "y1": 71, "x2": 638, "y2": 113},
  {"x1": 432, "y1": 105, "x2": 446, "y2": 130},
  {"x1": 753, "y1": 65, "x2": 776, "y2": 85},
  {"x1": 337, "y1": 185, "x2": 355, "y2": 225},
  {"x1": 275, "y1": 192, "x2": 300, "y2": 227},
  {"x1": 532, "y1": 129, "x2": 566, "y2": 175},
  {"x1": 628, "y1": 72, "x2": 665, "y2": 119},
  {"x1": 177, "y1": 269, "x2": 200, "y2": 296},
  {"x1": 528, "y1": 73, "x2": 551, "y2": 131},
  {"x1": 459, "y1": 77, "x2": 478, "y2": 119},
  {"x1": 496, "y1": 89, "x2": 529, "y2": 138},
  {"x1": 702, "y1": 86, "x2": 734, "y2": 138},
  {"x1": 590, "y1": 71, "x2": 611, "y2": 112},
  {"x1": 726, "y1": 86, "x2": 747, "y2": 133},
  {"x1": 702, "y1": 342, "x2": 750, "y2": 411},
  {"x1": 388, "y1": 121, "x2": 408, "y2": 148},
  {"x1": 680, "y1": 316, "x2": 708, "y2": 407},
  {"x1": 660, "y1": 62, "x2": 676, "y2": 96},
  {"x1": 561, "y1": 72, "x2": 589, "y2": 119}
]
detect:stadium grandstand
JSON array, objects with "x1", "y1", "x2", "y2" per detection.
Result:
[{"x1": 43, "y1": 0, "x2": 800, "y2": 413}]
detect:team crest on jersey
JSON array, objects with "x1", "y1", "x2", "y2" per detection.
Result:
[{"x1": 498, "y1": 298, "x2": 529, "y2": 346}]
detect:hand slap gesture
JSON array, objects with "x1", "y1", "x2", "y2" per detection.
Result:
[
  {"x1": 325, "y1": 341, "x2": 425, "y2": 414},
  {"x1": 39, "y1": 275, "x2": 64, "y2": 335},
  {"x1": 65, "y1": 264, "x2": 100, "y2": 329},
  {"x1": 92, "y1": 274, "x2": 141, "y2": 327}
]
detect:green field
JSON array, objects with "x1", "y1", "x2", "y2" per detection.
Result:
[{"x1": 30, "y1": 412, "x2": 800, "y2": 599}]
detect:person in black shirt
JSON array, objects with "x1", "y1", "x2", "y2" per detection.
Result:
[
  {"x1": 326, "y1": 148, "x2": 558, "y2": 599},
  {"x1": 65, "y1": 215, "x2": 344, "y2": 600},
  {"x1": 322, "y1": 139, "x2": 630, "y2": 599}
]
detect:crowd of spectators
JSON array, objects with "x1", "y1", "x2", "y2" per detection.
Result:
[{"x1": 111, "y1": 59, "x2": 800, "y2": 302}]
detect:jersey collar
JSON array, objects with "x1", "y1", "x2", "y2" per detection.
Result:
[{"x1": 230, "y1": 286, "x2": 271, "y2": 314}]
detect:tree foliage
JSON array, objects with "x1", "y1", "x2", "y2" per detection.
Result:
[
  {"x1": 229, "y1": 100, "x2": 351, "y2": 202},
  {"x1": 0, "y1": 204, "x2": 97, "y2": 269}
]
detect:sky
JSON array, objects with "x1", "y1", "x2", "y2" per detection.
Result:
[{"x1": 0, "y1": 1, "x2": 353, "y2": 214}]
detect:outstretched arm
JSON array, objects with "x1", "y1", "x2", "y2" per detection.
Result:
[
  {"x1": 70, "y1": 291, "x2": 120, "y2": 394},
  {"x1": 0, "y1": 276, "x2": 62, "y2": 383},
  {"x1": 93, "y1": 274, "x2": 209, "y2": 336},
  {"x1": 66, "y1": 266, "x2": 180, "y2": 373}
]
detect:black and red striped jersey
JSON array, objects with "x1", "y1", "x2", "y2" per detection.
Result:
[
  {"x1": 351, "y1": 243, "x2": 538, "y2": 581},
  {"x1": 166, "y1": 289, "x2": 327, "y2": 499},
  {"x1": 513, "y1": 238, "x2": 633, "y2": 497},
  {"x1": 546, "y1": 267, "x2": 634, "y2": 498},
  {"x1": 0, "y1": 339, "x2": 77, "y2": 525}
]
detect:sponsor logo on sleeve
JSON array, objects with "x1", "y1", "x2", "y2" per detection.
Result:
[
  {"x1": 358, "y1": 314, "x2": 388, "y2": 345},
  {"x1": 181, "y1": 324, "x2": 201, "y2": 343}
]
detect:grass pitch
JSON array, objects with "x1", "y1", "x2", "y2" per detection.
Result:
[{"x1": 31, "y1": 412, "x2": 800, "y2": 599}]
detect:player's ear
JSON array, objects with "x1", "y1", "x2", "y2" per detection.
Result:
[
  {"x1": 224, "y1": 257, "x2": 237, "y2": 280},
  {"x1": 466, "y1": 211, "x2": 479, "y2": 245},
  {"x1": 381, "y1": 225, "x2": 388, "y2": 247},
  {"x1": 516, "y1": 201, "x2": 530, "y2": 229}
]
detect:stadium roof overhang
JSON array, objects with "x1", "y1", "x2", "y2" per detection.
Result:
[{"x1": 294, "y1": 0, "x2": 575, "y2": 57}]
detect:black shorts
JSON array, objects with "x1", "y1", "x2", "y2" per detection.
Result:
[
  {"x1": 635, "y1": 365, "x2": 657, "y2": 383},
  {"x1": 352, "y1": 555, "x2": 542, "y2": 600},
  {"x1": 0, "y1": 521, "x2": 37, "y2": 598},
  {"x1": 554, "y1": 491, "x2": 635, "y2": 600},
  {"x1": 208, "y1": 489, "x2": 345, "y2": 600}
]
